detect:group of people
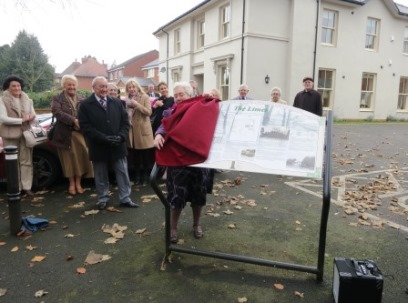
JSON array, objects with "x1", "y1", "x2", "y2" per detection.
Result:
[
  {"x1": 0, "y1": 74, "x2": 322, "y2": 243},
  {"x1": 233, "y1": 77, "x2": 323, "y2": 116}
]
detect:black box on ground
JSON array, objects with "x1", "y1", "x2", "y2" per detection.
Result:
[{"x1": 333, "y1": 257, "x2": 383, "y2": 303}]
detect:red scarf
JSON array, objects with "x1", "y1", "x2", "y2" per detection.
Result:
[{"x1": 155, "y1": 95, "x2": 220, "y2": 166}]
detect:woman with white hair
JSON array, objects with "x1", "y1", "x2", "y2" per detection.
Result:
[
  {"x1": 270, "y1": 87, "x2": 287, "y2": 104},
  {"x1": 154, "y1": 82, "x2": 214, "y2": 243},
  {"x1": 51, "y1": 75, "x2": 94, "y2": 195}
]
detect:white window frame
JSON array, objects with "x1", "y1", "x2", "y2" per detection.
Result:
[
  {"x1": 218, "y1": 65, "x2": 230, "y2": 100},
  {"x1": 220, "y1": 5, "x2": 230, "y2": 40},
  {"x1": 197, "y1": 19, "x2": 205, "y2": 49},
  {"x1": 211, "y1": 54, "x2": 234, "y2": 100},
  {"x1": 360, "y1": 73, "x2": 376, "y2": 110},
  {"x1": 174, "y1": 29, "x2": 181, "y2": 55},
  {"x1": 365, "y1": 18, "x2": 380, "y2": 51},
  {"x1": 147, "y1": 68, "x2": 154, "y2": 78},
  {"x1": 171, "y1": 65, "x2": 183, "y2": 82},
  {"x1": 398, "y1": 77, "x2": 408, "y2": 111},
  {"x1": 321, "y1": 9, "x2": 337, "y2": 46},
  {"x1": 317, "y1": 69, "x2": 335, "y2": 108},
  {"x1": 403, "y1": 27, "x2": 408, "y2": 54}
]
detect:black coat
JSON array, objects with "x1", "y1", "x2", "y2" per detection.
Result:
[{"x1": 78, "y1": 94, "x2": 129, "y2": 162}]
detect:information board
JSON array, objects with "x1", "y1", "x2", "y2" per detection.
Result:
[{"x1": 194, "y1": 100, "x2": 326, "y2": 178}]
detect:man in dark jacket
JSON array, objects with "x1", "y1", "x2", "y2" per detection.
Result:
[
  {"x1": 78, "y1": 76, "x2": 139, "y2": 210},
  {"x1": 293, "y1": 77, "x2": 323, "y2": 116}
]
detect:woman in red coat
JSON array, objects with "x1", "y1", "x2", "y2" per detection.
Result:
[{"x1": 154, "y1": 82, "x2": 217, "y2": 243}]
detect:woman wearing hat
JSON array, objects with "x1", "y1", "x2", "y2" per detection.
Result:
[{"x1": 0, "y1": 75, "x2": 36, "y2": 196}]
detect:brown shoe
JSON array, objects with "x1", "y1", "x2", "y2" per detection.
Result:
[
  {"x1": 170, "y1": 229, "x2": 178, "y2": 243},
  {"x1": 22, "y1": 190, "x2": 34, "y2": 196},
  {"x1": 193, "y1": 225, "x2": 204, "y2": 239}
]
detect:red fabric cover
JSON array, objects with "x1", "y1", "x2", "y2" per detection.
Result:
[{"x1": 155, "y1": 95, "x2": 220, "y2": 166}]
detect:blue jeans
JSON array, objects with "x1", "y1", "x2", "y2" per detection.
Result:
[{"x1": 93, "y1": 157, "x2": 132, "y2": 205}]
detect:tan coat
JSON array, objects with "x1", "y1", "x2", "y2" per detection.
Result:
[{"x1": 127, "y1": 94, "x2": 154, "y2": 149}]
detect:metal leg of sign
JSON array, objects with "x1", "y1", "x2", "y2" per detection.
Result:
[
  {"x1": 316, "y1": 110, "x2": 333, "y2": 281},
  {"x1": 150, "y1": 111, "x2": 332, "y2": 282},
  {"x1": 150, "y1": 167, "x2": 171, "y2": 259}
]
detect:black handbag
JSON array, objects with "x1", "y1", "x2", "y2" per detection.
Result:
[{"x1": 47, "y1": 114, "x2": 55, "y2": 140}]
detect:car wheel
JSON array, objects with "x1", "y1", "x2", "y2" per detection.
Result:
[{"x1": 32, "y1": 149, "x2": 61, "y2": 189}]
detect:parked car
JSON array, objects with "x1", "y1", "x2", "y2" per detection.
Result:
[
  {"x1": 36, "y1": 113, "x2": 53, "y2": 123},
  {"x1": 0, "y1": 116, "x2": 139, "y2": 189},
  {"x1": 0, "y1": 117, "x2": 62, "y2": 189}
]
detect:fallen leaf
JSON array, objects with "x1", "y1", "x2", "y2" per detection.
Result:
[
  {"x1": 234, "y1": 205, "x2": 242, "y2": 210},
  {"x1": 66, "y1": 255, "x2": 74, "y2": 261},
  {"x1": 227, "y1": 223, "x2": 236, "y2": 229},
  {"x1": 49, "y1": 220, "x2": 57, "y2": 224},
  {"x1": 0, "y1": 288, "x2": 6, "y2": 296},
  {"x1": 76, "y1": 267, "x2": 86, "y2": 274},
  {"x1": 68, "y1": 201, "x2": 86, "y2": 208},
  {"x1": 135, "y1": 228, "x2": 147, "y2": 234},
  {"x1": 237, "y1": 297, "x2": 248, "y2": 303},
  {"x1": 102, "y1": 223, "x2": 127, "y2": 234},
  {"x1": 295, "y1": 220, "x2": 301, "y2": 225},
  {"x1": 234, "y1": 177, "x2": 243, "y2": 185},
  {"x1": 31, "y1": 255, "x2": 46, "y2": 262},
  {"x1": 34, "y1": 289, "x2": 48, "y2": 298},
  {"x1": 11, "y1": 246, "x2": 18, "y2": 252},
  {"x1": 0, "y1": 242, "x2": 6, "y2": 246},
  {"x1": 245, "y1": 199, "x2": 257, "y2": 207},
  {"x1": 223, "y1": 209, "x2": 234, "y2": 215},
  {"x1": 294, "y1": 291, "x2": 304, "y2": 298},
  {"x1": 274, "y1": 283, "x2": 285, "y2": 290},
  {"x1": 104, "y1": 237, "x2": 119, "y2": 244},
  {"x1": 106, "y1": 207, "x2": 122, "y2": 213},
  {"x1": 84, "y1": 209, "x2": 99, "y2": 216},
  {"x1": 17, "y1": 230, "x2": 32, "y2": 237},
  {"x1": 84, "y1": 250, "x2": 111, "y2": 265}
]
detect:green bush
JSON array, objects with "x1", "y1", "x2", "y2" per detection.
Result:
[
  {"x1": 28, "y1": 89, "x2": 92, "y2": 109},
  {"x1": 28, "y1": 90, "x2": 55, "y2": 108}
]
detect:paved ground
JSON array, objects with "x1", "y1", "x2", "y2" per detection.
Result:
[{"x1": 0, "y1": 123, "x2": 408, "y2": 303}]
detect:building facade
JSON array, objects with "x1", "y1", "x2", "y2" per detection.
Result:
[
  {"x1": 57, "y1": 56, "x2": 108, "y2": 90},
  {"x1": 107, "y1": 50, "x2": 159, "y2": 84},
  {"x1": 154, "y1": 0, "x2": 408, "y2": 120}
]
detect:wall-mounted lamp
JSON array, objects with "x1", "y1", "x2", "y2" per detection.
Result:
[
  {"x1": 265, "y1": 74, "x2": 270, "y2": 84},
  {"x1": 160, "y1": 67, "x2": 166, "y2": 73}
]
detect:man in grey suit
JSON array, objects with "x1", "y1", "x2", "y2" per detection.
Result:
[{"x1": 232, "y1": 84, "x2": 253, "y2": 100}]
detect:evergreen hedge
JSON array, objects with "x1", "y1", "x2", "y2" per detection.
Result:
[{"x1": 27, "y1": 89, "x2": 92, "y2": 109}]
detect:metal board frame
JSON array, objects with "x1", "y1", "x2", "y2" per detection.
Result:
[{"x1": 150, "y1": 110, "x2": 332, "y2": 282}]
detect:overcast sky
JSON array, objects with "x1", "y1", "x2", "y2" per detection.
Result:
[
  {"x1": 1, "y1": 0, "x2": 408, "y2": 73},
  {"x1": 0, "y1": 0, "x2": 203, "y2": 73}
]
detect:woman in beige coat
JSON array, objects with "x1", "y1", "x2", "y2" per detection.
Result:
[{"x1": 124, "y1": 79, "x2": 154, "y2": 186}]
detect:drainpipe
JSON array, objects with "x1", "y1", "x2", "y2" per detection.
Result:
[
  {"x1": 161, "y1": 28, "x2": 170, "y2": 83},
  {"x1": 313, "y1": 0, "x2": 320, "y2": 78},
  {"x1": 240, "y1": 0, "x2": 246, "y2": 84}
]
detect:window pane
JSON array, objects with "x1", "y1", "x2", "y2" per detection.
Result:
[
  {"x1": 318, "y1": 69, "x2": 334, "y2": 108},
  {"x1": 360, "y1": 73, "x2": 375, "y2": 109},
  {"x1": 365, "y1": 36, "x2": 374, "y2": 49}
]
